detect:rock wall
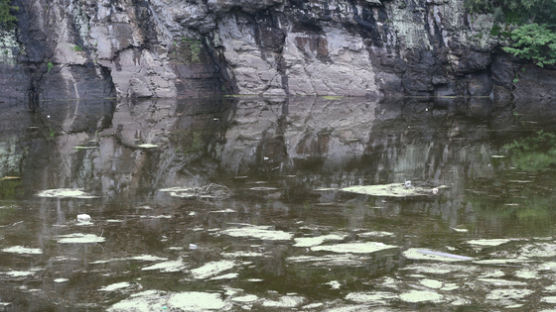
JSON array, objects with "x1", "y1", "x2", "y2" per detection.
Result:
[{"x1": 1, "y1": 0, "x2": 554, "y2": 101}]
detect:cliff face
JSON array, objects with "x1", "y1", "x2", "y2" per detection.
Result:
[{"x1": 1, "y1": 0, "x2": 555, "y2": 102}]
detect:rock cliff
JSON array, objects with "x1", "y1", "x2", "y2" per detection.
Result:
[{"x1": 1, "y1": 0, "x2": 555, "y2": 102}]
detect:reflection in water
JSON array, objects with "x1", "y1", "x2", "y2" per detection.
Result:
[{"x1": 1, "y1": 96, "x2": 556, "y2": 310}]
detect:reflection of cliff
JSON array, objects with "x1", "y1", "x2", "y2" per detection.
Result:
[{"x1": 2, "y1": 96, "x2": 551, "y2": 204}]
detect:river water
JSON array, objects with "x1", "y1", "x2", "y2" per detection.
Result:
[{"x1": 1, "y1": 96, "x2": 556, "y2": 311}]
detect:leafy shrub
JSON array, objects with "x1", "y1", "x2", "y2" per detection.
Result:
[
  {"x1": 465, "y1": 0, "x2": 556, "y2": 67},
  {"x1": 0, "y1": 0, "x2": 17, "y2": 30},
  {"x1": 502, "y1": 24, "x2": 556, "y2": 67}
]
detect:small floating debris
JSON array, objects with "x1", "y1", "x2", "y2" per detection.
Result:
[
  {"x1": 399, "y1": 290, "x2": 444, "y2": 303},
  {"x1": 141, "y1": 258, "x2": 187, "y2": 273},
  {"x1": 191, "y1": 260, "x2": 235, "y2": 280},
  {"x1": 188, "y1": 243, "x2": 198, "y2": 250},
  {"x1": 0, "y1": 176, "x2": 20, "y2": 181},
  {"x1": 403, "y1": 248, "x2": 473, "y2": 262},
  {"x1": 1, "y1": 246, "x2": 42, "y2": 255},
  {"x1": 262, "y1": 296, "x2": 305, "y2": 308},
  {"x1": 4, "y1": 270, "x2": 37, "y2": 278},
  {"x1": 137, "y1": 143, "x2": 158, "y2": 149},
  {"x1": 37, "y1": 188, "x2": 98, "y2": 199},
  {"x1": 246, "y1": 278, "x2": 264, "y2": 282},
  {"x1": 491, "y1": 155, "x2": 506, "y2": 159},
  {"x1": 220, "y1": 225, "x2": 293, "y2": 241},
  {"x1": 99, "y1": 282, "x2": 131, "y2": 292},
  {"x1": 339, "y1": 183, "x2": 444, "y2": 198},
  {"x1": 293, "y1": 234, "x2": 346, "y2": 248},
  {"x1": 57, "y1": 233, "x2": 105, "y2": 244},
  {"x1": 54, "y1": 278, "x2": 68, "y2": 283},
  {"x1": 311, "y1": 242, "x2": 398, "y2": 254}
]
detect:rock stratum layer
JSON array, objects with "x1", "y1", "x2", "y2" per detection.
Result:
[{"x1": 1, "y1": 0, "x2": 555, "y2": 101}]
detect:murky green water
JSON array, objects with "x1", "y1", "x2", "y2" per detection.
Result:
[{"x1": 1, "y1": 96, "x2": 556, "y2": 311}]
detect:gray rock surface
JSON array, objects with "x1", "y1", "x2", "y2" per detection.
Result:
[{"x1": 0, "y1": 0, "x2": 554, "y2": 101}]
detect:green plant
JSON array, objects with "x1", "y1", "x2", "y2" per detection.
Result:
[
  {"x1": 182, "y1": 38, "x2": 202, "y2": 63},
  {"x1": 465, "y1": 0, "x2": 556, "y2": 67},
  {"x1": 73, "y1": 45, "x2": 83, "y2": 52},
  {"x1": 47, "y1": 61, "x2": 53, "y2": 73},
  {"x1": 502, "y1": 23, "x2": 556, "y2": 67},
  {"x1": 0, "y1": 0, "x2": 17, "y2": 30},
  {"x1": 504, "y1": 130, "x2": 556, "y2": 171}
]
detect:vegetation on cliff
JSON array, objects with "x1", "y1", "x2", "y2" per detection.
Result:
[
  {"x1": 466, "y1": 0, "x2": 556, "y2": 67},
  {"x1": 0, "y1": 0, "x2": 17, "y2": 30}
]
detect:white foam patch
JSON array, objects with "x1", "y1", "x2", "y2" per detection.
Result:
[
  {"x1": 478, "y1": 278, "x2": 527, "y2": 286},
  {"x1": 142, "y1": 259, "x2": 187, "y2": 273},
  {"x1": 345, "y1": 291, "x2": 397, "y2": 304},
  {"x1": 357, "y1": 231, "x2": 395, "y2": 238},
  {"x1": 1, "y1": 246, "x2": 42, "y2": 255},
  {"x1": 221, "y1": 226, "x2": 293, "y2": 241},
  {"x1": 54, "y1": 278, "x2": 68, "y2": 283},
  {"x1": 323, "y1": 304, "x2": 371, "y2": 312},
  {"x1": 420, "y1": 279, "x2": 443, "y2": 289},
  {"x1": 541, "y1": 297, "x2": 556, "y2": 304},
  {"x1": 519, "y1": 243, "x2": 556, "y2": 258},
  {"x1": 36, "y1": 188, "x2": 98, "y2": 199},
  {"x1": 4, "y1": 270, "x2": 35, "y2": 278},
  {"x1": 92, "y1": 255, "x2": 168, "y2": 264},
  {"x1": 232, "y1": 294, "x2": 258, "y2": 303},
  {"x1": 485, "y1": 288, "x2": 533, "y2": 302},
  {"x1": 209, "y1": 272, "x2": 238, "y2": 280},
  {"x1": 340, "y1": 183, "x2": 439, "y2": 197},
  {"x1": 403, "y1": 248, "x2": 473, "y2": 262},
  {"x1": 294, "y1": 234, "x2": 346, "y2": 248},
  {"x1": 108, "y1": 290, "x2": 228, "y2": 311},
  {"x1": 287, "y1": 254, "x2": 368, "y2": 266},
  {"x1": 107, "y1": 219, "x2": 123, "y2": 223},
  {"x1": 325, "y1": 280, "x2": 341, "y2": 289},
  {"x1": 249, "y1": 187, "x2": 279, "y2": 191},
  {"x1": 222, "y1": 251, "x2": 264, "y2": 258},
  {"x1": 311, "y1": 242, "x2": 398, "y2": 254},
  {"x1": 262, "y1": 296, "x2": 304, "y2": 308},
  {"x1": 209, "y1": 209, "x2": 236, "y2": 213},
  {"x1": 191, "y1": 260, "x2": 236, "y2": 279},
  {"x1": 399, "y1": 290, "x2": 444, "y2": 303},
  {"x1": 137, "y1": 144, "x2": 158, "y2": 149},
  {"x1": 466, "y1": 239, "x2": 516, "y2": 247},
  {"x1": 515, "y1": 268, "x2": 539, "y2": 279},
  {"x1": 57, "y1": 233, "x2": 105, "y2": 244},
  {"x1": 99, "y1": 282, "x2": 131, "y2": 292},
  {"x1": 139, "y1": 215, "x2": 172, "y2": 219}
]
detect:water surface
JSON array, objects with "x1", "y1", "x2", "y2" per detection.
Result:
[{"x1": 1, "y1": 96, "x2": 556, "y2": 311}]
